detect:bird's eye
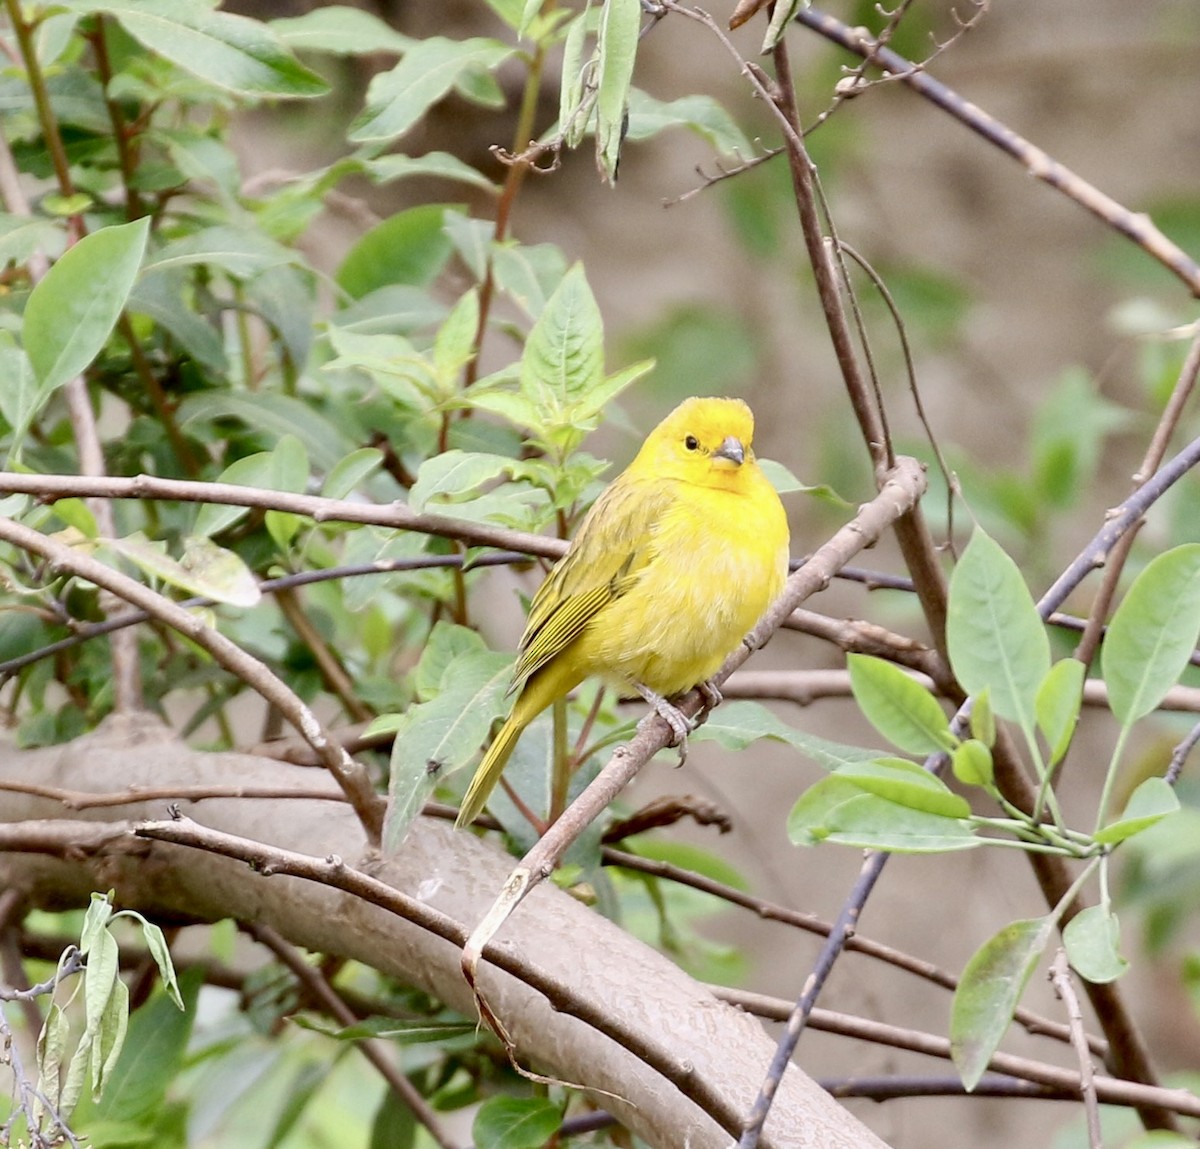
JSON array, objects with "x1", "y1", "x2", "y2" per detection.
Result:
[{"x1": 684, "y1": 435, "x2": 700, "y2": 451}]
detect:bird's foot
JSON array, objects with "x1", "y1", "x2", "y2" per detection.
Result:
[
  {"x1": 696, "y1": 678, "x2": 723, "y2": 711},
  {"x1": 635, "y1": 683, "x2": 693, "y2": 766}
]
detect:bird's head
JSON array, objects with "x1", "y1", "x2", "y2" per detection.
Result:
[{"x1": 631, "y1": 396, "x2": 760, "y2": 488}]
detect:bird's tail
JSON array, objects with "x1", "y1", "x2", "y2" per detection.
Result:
[{"x1": 455, "y1": 711, "x2": 525, "y2": 828}]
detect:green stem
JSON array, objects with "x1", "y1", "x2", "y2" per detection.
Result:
[
  {"x1": 6, "y1": 0, "x2": 76, "y2": 201},
  {"x1": 465, "y1": 21, "x2": 552, "y2": 387},
  {"x1": 88, "y1": 14, "x2": 143, "y2": 220},
  {"x1": 1094, "y1": 723, "x2": 1132, "y2": 835}
]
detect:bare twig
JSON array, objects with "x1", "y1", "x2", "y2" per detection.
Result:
[{"x1": 1050, "y1": 950, "x2": 1104, "y2": 1148}]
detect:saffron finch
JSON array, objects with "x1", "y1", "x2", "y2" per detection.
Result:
[{"x1": 455, "y1": 396, "x2": 790, "y2": 828}]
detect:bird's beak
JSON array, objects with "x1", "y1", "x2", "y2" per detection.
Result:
[{"x1": 713, "y1": 436, "x2": 745, "y2": 466}]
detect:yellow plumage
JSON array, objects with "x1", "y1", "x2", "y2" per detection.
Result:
[{"x1": 455, "y1": 396, "x2": 790, "y2": 828}]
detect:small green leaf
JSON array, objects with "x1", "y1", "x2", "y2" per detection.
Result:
[
  {"x1": 336, "y1": 205, "x2": 458, "y2": 296},
  {"x1": 1035, "y1": 658, "x2": 1085, "y2": 766},
  {"x1": 104, "y1": 533, "x2": 260, "y2": 606},
  {"x1": 271, "y1": 6, "x2": 412, "y2": 55},
  {"x1": 192, "y1": 449, "x2": 276, "y2": 539},
  {"x1": 491, "y1": 241, "x2": 569, "y2": 318},
  {"x1": 969, "y1": 689, "x2": 995, "y2": 748},
  {"x1": 138, "y1": 921, "x2": 184, "y2": 1010},
  {"x1": 835, "y1": 757, "x2": 972, "y2": 819},
  {"x1": 472, "y1": 1096, "x2": 562, "y2": 1149},
  {"x1": 323, "y1": 447, "x2": 384, "y2": 500},
  {"x1": 291, "y1": 1015, "x2": 475, "y2": 1042},
  {"x1": 350, "y1": 37, "x2": 515, "y2": 143},
  {"x1": 558, "y1": 6, "x2": 594, "y2": 147},
  {"x1": 413, "y1": 621, "x2": 489, "y2": 700},
  {"x1": 625, "y1": 90, "x2": 752, "y2": 157},
  {"x1": 847, "y1": 653, "x2": 957, "y2": 755},
  {"x1": 947, "y1": 528, "x2": 1050, "y2": 733},
  {"x1": 1094, "y1": 776, "x2": 1180, "y2": 844},
  {"x1": 383, "y1": 651, "x2": 513, "y2": 849},
  {"x1": 80, "y1": 891, "x2": 115, "y2": 953},
  {"x1": 594, "y1": 0, "x2": 639, "y2": 181},
  {"x1": 521, "y1": 262, "x2": 604, "y2": 414},
  {"x1": 1063, "y1": 904, "x2": 1129, "y2": 984},
  {"x1": 762, "y1": 0, "x2": 808, "y2": 52},
  {"x1": 88, "y1": 971, "x2": 200, "y2": 1124},
  {"x1": 951, "y1": 739, "x2": 994, "y2": 789},
  {"x1": 694, "y1": 700, "x2": 876, "y2": 762},
  {"x1": 408, "y1": 450, "x2": 519, "y2": 513},
  {"x1": 822, "y1": 793, "x2": 979, "y2": 853},
  {"x1": 83, "y1": 928, "x2": 119, "y2": 1040},
  {"x1": 91, "y1": 974, "x2": 129, "y2": 1099},
  {"x1": 23, "y1": 217, "x2": 150, "y2": 397},
  {"x1": 362, "y1": 150, "x2": 498, "y2": 193},
  {"x1": 72, "y1": 0, "x2": 328, "y2": 97},
  {"x1": 432, "y1": 287, "x2": 480, "y2": 386},
  {"x1": 35, "y1": 1003, "x2": 70, "y2": 1115},
  {"x1": 1102, "y1": 544, "x2": 1200, "y2": 726},
  {"x1": 951, "y1": 916, "x2": 1056, "y2": 1090}
]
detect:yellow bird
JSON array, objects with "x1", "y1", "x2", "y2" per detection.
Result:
[{"x1": 455, "y1": 396, "x2": 790, "y2": 828}]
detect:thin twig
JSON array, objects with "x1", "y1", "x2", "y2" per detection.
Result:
[{"x1": 1050, "y1": 949, "x2": 1104, "y2": 1148}]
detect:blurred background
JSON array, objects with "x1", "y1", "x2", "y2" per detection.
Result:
[{"x1": 224, "y1": 2, "x2": 1200, "y2": 1145}]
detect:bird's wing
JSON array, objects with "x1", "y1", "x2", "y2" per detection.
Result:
[{"x1": 511, "y1": 478, "x2": 668, "y2": 688}]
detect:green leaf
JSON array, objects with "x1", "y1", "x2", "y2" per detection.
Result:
[
  {"x1": 947, "y1": 528, "x2": 1050, "y2": 732},
  {"x1": 847, "y1": 653, "x2": 956, "y2": 755},
  {"x1": 835, "y1": 757, "x2": 972, "y2": 819},
  {"x1": 192, "y1": 449, "x2": 276, "y2": 539},
  {"x1": 83, "y1": 928, "x2": 119, "y2": 1042},
  {"x1": 36, "y1": 1003, "x2": 71, "y2": 1116},
  {"x1": 472, "y1": 1096, "x2": 562, "y2": 1149},
  {"x1": 0, "y1": 334, "x2": 39, "y2": 463},
  {"x1": 788, "y1": 775, "x2": 976, "y2": 852},
  {"x1": 362, "y1": 150, "x2": 498, "y2": 193},
  {"x1": 80, "y1": 891, "x2": 115, "y2": 954},
  {"x1": 143, "y1": 224, "x2": 297, "y2": 278},
  {"x1": 491, "y1": 241, "x2": 570, "y2": 319},
  {"x1": 694, "y1": 700, "x2": 874, "y2": 760},
  {"x1": 521, "y1": 262, "x2": 604, "y2": 413},
  {"x1": 1102, "y1": 544, "x2": 1200, "y2": 726},
  {"x1": 969, "y1": 689, "x2": 995, "y2": 747},
  {"x1": 432, "y1": 287, "x2": 480, "y2": 385},
  {"x1": 322, "y1": 448, "x2": 384, "y2": 500},
  {"x1": 1094, "y1": 776, "x2": 1180, "y2": 845},
  {"x1": 625, "y1": 90, "x2": 751, "y2": 156},
  {"x1": 87, "y1": 971, "x2": 200, "y2": 1124},
  {"x1": 821, "y1": 792, "x2": 978, "y2": 853},
  {"x1": 1035, "y1": 658, "x2": 1085, "y2": 766},
  {"x1": 136, "y1": 921, "x2": 184, "y2": 1010},
  {"x1": 178, "y1": 391, "x2": 353, "y2": 472},
  {"x1": 558, "y1": 6, "x2": 594, "y2": 148},
  {"x1": 383, "y1": 651, "x2": 513, "y2": 850},
  {"x1": 271, "y1": 6, "x2": 412, "y2": 55},
  {"x1": 413, "y1": 621, "x2": 489, "y2": 700},
  {"x1": 762, "y1": 0, "x2": 808, "y2": 51},
  {"x1": 350, "y1": 37, "x2": 515, "y2": 143},
  {"x1": 951, "y1": 739, "x2": 994, "y2": 789},
  {"x1": 66, "y1": 0, "x2": 328, "y2": 97},
  {"x1": 23, "y1": 217, "x2": 150, "y2": 397},
  {"x1": 336, "y1": 205, "x2": 458, "y2": 297},
  {"x1": 950, "y1": 916, "x2": 1056, "y2": 1090},
  {"x1": 1063, "y1": 904, "x2": 1129, "y2": 984},
  {"x1": 408, "y1": 450, "x2": 519, "y2": 513},
  {"x1": 595, "y1": 0, "x2": 639, "y2": 181},
  {"x1": 91, "y1": 975, "x2": 128, "y2": 1099},
  {"x1": 105, "y1": 533, "x2": 261, "y2": 606},
  {"x1": 291, "y1": 1015, "x2": 475, "y2": 1042}
]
